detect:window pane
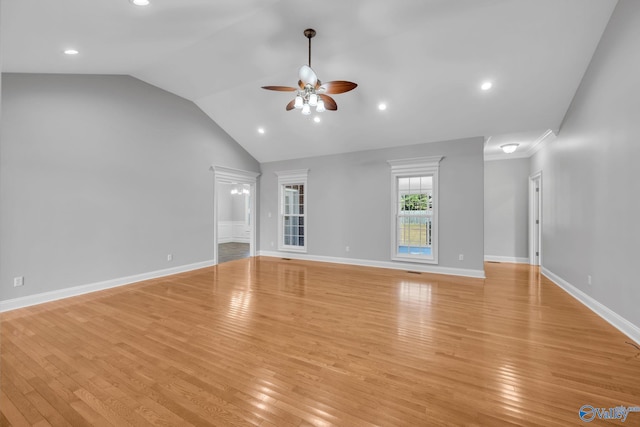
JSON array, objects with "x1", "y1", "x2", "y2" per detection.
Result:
[
  {"x1": 283, "y1": 214, "x2": 305, "y2": 247},
  {"x1": 396, "y1": 175, "x2": 433, "y2": 259},
  {"x1": 278, "y1": 173, "x2": 307, "y2": 251}
]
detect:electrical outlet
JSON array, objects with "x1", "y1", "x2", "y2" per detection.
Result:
[
  {"x1": 588, "y1": 275, "x2": 592, "y2": 285},
  {"x1": 13, "y1": 276, "x2": 24, "y2": 287},
  {"x1": 167, "y1": 254, "x2": 173, "y2": 261},
  {"x1": 345, "y1": 246, "x2": 350, "y2": 252},
  {"x1": 270, "y1": 241, "x2": 274, "y2": 247},
  {"x1": 459, "y1": 254, "x2": 464, "y2": 261}
]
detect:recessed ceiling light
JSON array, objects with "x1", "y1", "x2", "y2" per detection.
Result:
[
  {"x1": 64, "y1": 49, "x2": 79, "y2": 55},
  {"x1": 378, "y1": 103, "x2": 387, "y2": 111},
  {"x1": 481, "y1": 81, "x2": 493, "y2": 91},
  {"x1": 257, "y1": 127, "x2": 265, "y2": 134},
  {"x1": 313, "y1": 116, "x2": 321, "y2": 123},
  {"x1": 131, "y1": 0, "x2": 150, "y2": 5}
]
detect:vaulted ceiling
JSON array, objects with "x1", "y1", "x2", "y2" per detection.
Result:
[{"x1": 1, "y1": 0, "x2": 617, "y2": 162}]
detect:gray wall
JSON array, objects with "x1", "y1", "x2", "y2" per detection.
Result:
[
  {"x1": 484, "y1": 158, "x2": 529, "y2": 260},
  {"x1": 1, "y1": 73, "x2": 259, "y2": 301},
  {"x1": 217, "y1": 184, "x2": 247, "y2": 222},
  {"x1": 259, "y1": 137, "x2": 485, "y2": 273},
  {"x1": 530, "y1": 0, "x2": 640, "y2": 327},
  {"x1": 232, "y1": 191, "x2": 247, "y2": 222},
  {"x1": 218, "y1": 183, "x2": 234, "y2": 222}
]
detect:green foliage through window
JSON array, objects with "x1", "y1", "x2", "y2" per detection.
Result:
[{"x1": 401, "y1": 194, "x2": 432, "y2": 211}]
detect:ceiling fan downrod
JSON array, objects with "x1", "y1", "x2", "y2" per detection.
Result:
[{"x1": 304, "y1": 28, "x2": 316, "y2": 67}]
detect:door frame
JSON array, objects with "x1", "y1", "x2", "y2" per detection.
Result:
[
  {"x1": 211, "y1": 166, "x2": 260, "y2": 265},
  {"x1": 529, "y1": 171, "x2": 542, "y2": 266}
]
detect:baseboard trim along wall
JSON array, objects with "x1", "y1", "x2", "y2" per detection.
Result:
[
  {"x1": 258, "y1": 251, "x2": 486, "y2": 279},
  {"x1": 0, "y1": 260, "x2": 215, "y2": 313},
  {"x1": 484, "y1": 255, "x2": 530, "y2": 264},
  {"x1": 542, "y1": 267, "x2": 640, "y2": 345}
]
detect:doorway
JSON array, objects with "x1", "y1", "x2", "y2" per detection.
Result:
[
  {"x1": 212, "y1": 166, "x2": 260, "y2": 265},
  {"x1": 218, "y1": 183, "x2": 251, "y2": 263},
  {"x1": 529, "y1": 172, "x2": 542, "y2": 266}
]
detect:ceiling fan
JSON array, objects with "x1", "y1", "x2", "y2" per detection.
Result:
[{"x1": 262, "y1": 28, "x2": 358, "y2": 115}]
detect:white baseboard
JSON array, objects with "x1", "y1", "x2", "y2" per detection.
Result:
[
  {"x1": 0, "y1": 260, "x2": 215, "y2": 313},
  {"x1": 484, "y1": 255, "x2": 530, "y2": 264},
  {"x1": 542, "y1": 267, "x2": 640, "y2": 345},
  {"x1": 258, "y1": 251, "x2": 485, "y2": 279}
]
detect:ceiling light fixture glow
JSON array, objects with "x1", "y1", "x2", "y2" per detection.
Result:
[
  {"x1": 313, "y1": 116, "x2": 321, "y2": 123},
  {"x1": 378, "y1": 103, "x2": 387, "y2": 111},
  {"x1": 131, "y1": 0, "x2": 150, "y2": 5},
  {"x1": 64, "y1": 49, "x2": 79, "y2": 55},
  {"x1": 501, "y1": 143, "x2": 519, "y2": 154},
  {"x1": 257, "y1": 127, "x2": 265, "y2": 134},
  {"x1": 231, "y1": 186, "x2": 250, "y2": 195},
  {"x1": 481, "y1": 81, "x2": 493, "y2": 91}
]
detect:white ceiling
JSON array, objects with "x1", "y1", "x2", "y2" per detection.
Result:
[{"x1": 1, "y1": 0, "x2": 617, "y2": 163}]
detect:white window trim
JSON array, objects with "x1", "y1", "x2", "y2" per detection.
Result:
[
  {"x1": 388, "y1": 156, "x2": 443, "y2": 264},
  {"x1": 275, "y1": 169, "x2": 309, "y2": 253}
]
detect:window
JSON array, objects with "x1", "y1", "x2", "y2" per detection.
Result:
[
  {"x1": 276, "y1": 169, "x2": 308, "y2": 252},
  {"x1": 388, "y1": 156, "x2": 442, "y2": 264}
]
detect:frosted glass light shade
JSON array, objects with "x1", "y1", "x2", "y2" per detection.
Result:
[
  {"x1": 302, "y1": 104, "x2": 311, "y2": 115},
  {"x1": 501, "y1": 144, "x2": 519, "y2": 154},
  {"x1": 294, "y1": 95, "x2": 303, "y2": 109},
  {"x1": 299, "y1": 65, "x2": 318, "y2": 86}
]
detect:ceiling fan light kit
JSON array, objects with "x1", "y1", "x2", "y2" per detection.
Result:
[{"x1": 262, "y1": 28, "x2": 357, "y2": 115}]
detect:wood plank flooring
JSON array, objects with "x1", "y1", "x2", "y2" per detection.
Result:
[{"x1": 1, "y1": 258, "x2": 639, "y2": 426}]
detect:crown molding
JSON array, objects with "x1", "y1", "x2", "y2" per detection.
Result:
[{"x1": 484, "y1": 129, "x2": 556, "y2": 162}]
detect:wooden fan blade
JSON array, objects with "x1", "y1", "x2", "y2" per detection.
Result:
[
  {"x1": 286, "y1": 99, "x2": 296, "y2": 111},
  {"x1": 261, "y1": 85, "x2": 298, "y2": 92},
  {"x1": 319, "y1": 94, "x2": 337, "y2": 111},
  {"x1": 298, "y1": 80, "x2": 305, "y2": 90},
  {"x1": 319, "y1": 81, "x2": 358, "y2": 94}
]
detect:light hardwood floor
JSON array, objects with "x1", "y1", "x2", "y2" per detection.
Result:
[{"x1": 1, "y1": 258, "x2": 639, "y2": 426}]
